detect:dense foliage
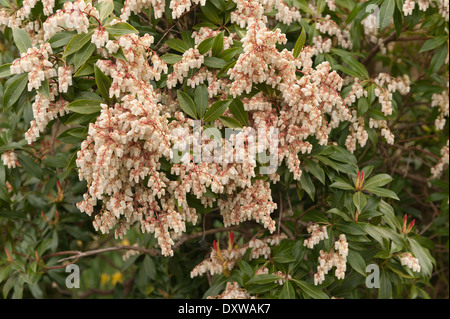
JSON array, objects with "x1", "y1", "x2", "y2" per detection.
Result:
[{"x1": 0, "y1": 0, "x2": 448, "y2": 299}]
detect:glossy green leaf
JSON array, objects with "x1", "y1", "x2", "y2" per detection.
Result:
[
  {"x1": 64, "y1": 30, "x2": 95, "y2": 57},
  {"x1": 228, "y1": 98, "x2": 248, "y2": 126},
  {"x1": 194, "y1": 84, "x2": 208, "y2": 118},
  {"x1": 94, "y1": 65, "x2": 112, "y2": 103},
  {"x1": 177, "y1": 90, "x2": 198, "y2": 119},
  {"x1": 12, "y1": 28, "x2": 32, "y2": 53},
  {"x1": 203, "y1": 99, "x2": 231, "y2": 122},
  {"x1": 2, "y1": 73, "x2": 27, "y2": 110},
  {"x1": 105, "y1": 22, "x2": 138, "y2": 36},
  {"x1": 66, "y1": 99, "x2": 103, "y2": 114}
]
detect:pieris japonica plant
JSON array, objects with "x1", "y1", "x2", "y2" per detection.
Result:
[{"x1": 0, "y1": 0, "x2": 448, "y2": 299}]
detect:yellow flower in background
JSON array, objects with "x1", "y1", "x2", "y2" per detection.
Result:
[
  {"x1": 121, "y1": 239, "x2": 130, "y2": 246},
  {"x1": 112, "y1": 271, "x2": 123, "y2": 286},
  {"x1": 100, "y1": 273, "x2": 110, "y2": 286}
]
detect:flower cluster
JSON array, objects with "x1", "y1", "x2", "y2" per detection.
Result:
[
  {"x1": 10, "y1": 43, "x2": 56, "y2": 92},
  {"x1": 273, "y1": 271, "x2": 292, "y2": 285},
  {"x1": 431, "y1": 85, "x2": 449, "y2": 130},
  {"x1": 169, "y1": 0, "x2": 206, "y2": 19},
  {"x1": 403, "y1": 0, "x2": 449, "y2": 20},
  {"x1": 190, "y1": 233, "x2": 287, "y2": 278},
  {"x1": 43, "y1": 0, "x2": 99, "y2": 40},
  {"x1": 26, "y1": 91, "x2": 68, "y2": 144},
  {"x1": 374, "y1": 73, "x2": 411, "y2": 116},
  {"x1": 166, "y1": 48, "x2": 204, "y2": 88},
  {"x1": 17, "y1": 0, "x2": 55, "y2": 20},
  {"x1": 400, "y1": 253, "x2": 421, "y2": 273},
  {"x1": 218, "y1": 180, "x2": 277, "y2": 233},
  {"x1": 312, "y1": 234, "x2": 349, "y2": 285},
  {"x1": 230, "y1": 0, "x2": 301, "y2": 28},
  {"x1": 341, "y1": 74, "x2": 410, "y2": 152},
  {"x1": 92, "y1": 28, "x2": 109, "y2": 49},
  {"x1": 207, "y1": 281, "x2": 255, "y2": 299},
  {"x1": 192, "y1": 27, "x2": 236, "y2": 56},
  {"x1": 431, "y1": 140, "x2": 449, "y2": 179},
  {"x1": 1, "y1": 150, "x2": 18, "y2": 169},
  {"x1": 312, "y1": 36, "x2": 332, "y2": 54},
  {"x1": 316, "y1": 15, "x2": 352, "y2": 49},
  {"x1": 303, "y1": 223, "x2": 329, "y2": 249},
  {"x1": 345, "y1": 110, "x2": 369, "y2": 153}
]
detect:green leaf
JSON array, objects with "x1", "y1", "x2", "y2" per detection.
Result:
[
  {"x1": 105, "y1": 22, "x2": 138, "y2": 36},
  {"x1": 292, "y1": 279, "x2": 329, "y2": 299},
  {"x1": 228, "y1": 98, "x2": 248, "y2": 126},
  {"x1": 419, "y1": 35, "x2": 448, "y2": 53},
  {"x1": 2, "y1": 73, "x2": 28, "y2": 110},
  {"x1": 299, "y1": 172, "x2": 315, "y2": 201},
  {"x1": 379, "y1": 0, "x2": 395, "y2": 30},
  {"x1": 219, "y1": 116, "x2": 242, "y2": 128},
  {"x1": 336, "y1": 222, "x2": 366, "y2": 235},
  {"x1": 357, "y1": 97, "x2": 369, "y2": 116},
  {"x1": 304, "y1": 159, "x2": 325, "y2": 185},
  {"x1": 361, "y1": 223, "x2": 396, "y2": 245},
  {"x1": 12, "y1": 28, "x2": 32, "y2": 53},
  {"x1": 142, "y1": 255, "x2": 156, "y2": 280},
  {"x1": 202, "y1": 276, "x2": 228, "y2": 298},
  {"x1": 197, "y1": 37, "x2": 215, "y2": 55},
  {"x1": 328, "y1": 208, "x2": 354, "y2": 222},
  {"x1": 429, "y1": 44, "x2": 448, "y2": 75},
  {"x1": 64, "y1": 30, "x2": 95, "y2": 57},
  {"x1": 363, "y1": 174, "x2": 393, "y2": 189},
  {"x1": 408, "y1": 238, "x2": 434, "y2": 277},
  {"x1": 74, "y1": 42, "x2": 96, "y2": 71},
  {"x1": 331, "y1": 49, "x2": 369, "y2": 79},
  {"x1": 334, "y1": 64, "x2": 365, "y2": 80},
  {"x1": 203, "y1": 99, "x2": 231, "y2": 122},
  {"x1": 160, "y1": 53, "x2": 182, "y2": 64},
  {"x1": 201, "y1": 2, "x2": 222, "y2": 25},
  {"x1": 365, "y1": 187, "x2": 399, "y2": 200},
  {"x1": 97, "y1": 0, "x2": 114, "y2": 22},
  {"x1": 239, "y1": 260, "x2": 254, "y2": 281},
  {"x1": 293, "y1": 27, "x2": 306, "y2": 58},
  {"x1": 0, "y1": 265, "x2": 11, "y2": 284},
  {"x1": 49, "y1": 31, "x2": 77, "y2": 49},
  {"x1": 212, "y1": 32, "x2": 224, "y2": 57},
  {"x1": 203, "y1": 57, "x2": 227, "y2": 69},
  {"x1": 279, "y1": 281, "x2": 295, "y2": 299},
  {"x1": 378, "y1": 270, "x2": 392, "y2": 299},
  {"x1": 74, "y1": 63, "x2": 94, "y2": 77},
  {"x1": 66, "y1": 99, "x2": 103, "y2": 114},
  {"x1": 194, "y1": 84, "x2": 208, "y2": 118},
  {"x1": 165, "y1": 38, "x2": 189, "y2": 53},
  {"x1": 353, "y1": 191, "x2": 367, "y2": 212},
  {"x1": 0, "y1": 64, "x2": 12, "y2": 78},
  {"x1": 94, "y1": 65, "x2": 111, "y2": 103},
  {"x1": 37, "y1": 78, "x2": 50, "y2": 99},
  {"x1": 246, "y1": 274, "x2": 280, "y2": 285},
  {"x1": 181, "y1": 30, "x2": 195, "y2": 48},
  {"x1": 177, "y1": 90, "x2": 198, "y2": 119},
  {"x1": 219, "y1": 47, "x2": 243, "y2": 61},
  {"x1": 378, "y1": 200, "x2": 401, "y2": 230},
  {"x1": 330, "y1": 178, "x2": 354, "y2": 191},
  {"x1": 17, "y1": 152, "x2": 44, "y2": 180},
  {"x1": 57, "y1": 127, "x2": 87, "y2": 144},
  {"x1": 347, "y1": 249, "x2": 367, "y2": 276}
]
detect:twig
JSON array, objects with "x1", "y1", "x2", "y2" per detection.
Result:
[{"x1": 56, "y1": 245, "x2": 162, "y2": 263}]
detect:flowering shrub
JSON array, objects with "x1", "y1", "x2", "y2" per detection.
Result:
[{"x1": 0, "y1": 0, "x2": 448, "y2": 299}]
